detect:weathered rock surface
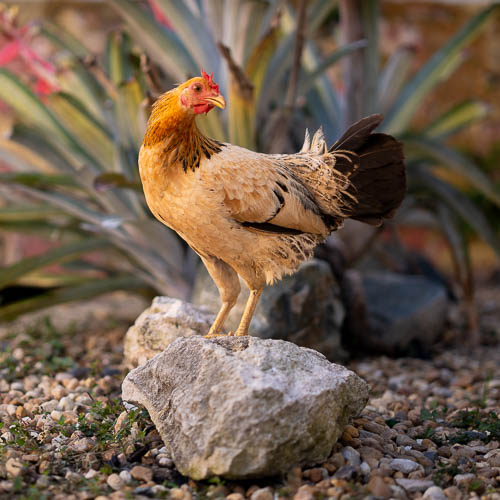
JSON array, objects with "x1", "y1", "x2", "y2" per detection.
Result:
[
  {"x1": 192, "y1": 259, "x2": 346, "y2": 361},
  {"x1": 122, "y1": 336, "x2": 369, "y2": 479},
  {"x1": 123, "y1": 297, "x2": 215, "y2": 367},
  {"x1": 345, "y1": 271, "x2": 448, "y2": 355}
]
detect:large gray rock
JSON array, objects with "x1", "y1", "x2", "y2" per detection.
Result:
[
  {"x1": 192, "y1": 259, "x2": 347, "y2": 361},
  {"x1": 362, "y1": 272, "x2": 448, "y2": 354},
  {"x1": 122, "y1": 336, "x2": 369, "y2": 479},
  {"x1": 124, "y1": 297, "x2": 215, "y2": 367}
]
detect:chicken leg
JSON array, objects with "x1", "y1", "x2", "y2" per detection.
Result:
[
  {"x1": 232, "y1": 288, "x2": 263, "y2": 337},
  {"x1": 200, "y1": 256, "x2": 241, "y2": 337}
]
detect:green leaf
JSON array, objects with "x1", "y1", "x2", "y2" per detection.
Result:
[
  {"x1": 0, "y1": 237, "x2": 109, "y2": 289},
  {"x1": 46, "y1": 92, "x2": 115, "y2": 168},
  {"x1": 108, "y1": 0, "x2": 198, "y2": 80},
  {"x1": 0, "y1": 275, "x2": 147, "y2": 322},
  {"x1": 425, "y1": 100, "x2": 490, "y2": 139},
  {"x1": 0, "y1": 70, "x2": 106, "y2": 172},
  {"x1": 405, "y1": 136, "x2": 500, "y2": 207},
  {"x1": 377, "y1": 46, "x2": 415, "y2": 114},
  {"x1": 154, "y1": 0, "x2": 222, "y2": 82},
  {"x1": 299, "y1": 40, "x2": 367, "y2": 96},
  {"x1": 0, "y1": 172, "x2": 78, "y2": 188},
  {"x1": 0, "y1": 205, "x2": 65, "y2": 222},
  {"x1": 93, "y1": 173, "x2": 142, "y2": 192},
  {"x1": 414, "y1": 166, "x2": 500, "y2": 255},
  {"x1": 383, "y1": 5, "x2": 498, "y2": 135}
]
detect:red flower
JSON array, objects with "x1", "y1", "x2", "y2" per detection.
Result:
[{"x1": 0, "y1": 6, "x2": 59, "y2": 96}]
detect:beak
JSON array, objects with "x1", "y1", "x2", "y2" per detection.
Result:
[{"x1": 204, "y1": 95, "x2": 226, "y2": 109}]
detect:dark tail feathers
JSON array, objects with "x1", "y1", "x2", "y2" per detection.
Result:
[{"x1": 331, "y1": 114, "x2": 406, "y2": 226}]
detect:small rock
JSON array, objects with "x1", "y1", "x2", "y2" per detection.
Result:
[
  {"x1": 453, "y1": 473, "x2": 476, "y2": 486},
  {"x1": 334, "y1": 465, "x2": 358, "y2": 480},
  {"x1": 395, "y1": 478, "x2": 434, "y2": 493},
  {"x1": 71, "y1": 437, "x2": 94, "y2": 452},
  {"x1": 293, "y1": 485, "x2": 317, "y2": 500},
  {"x1": 390, "y1": 458, "x2": 420, "y2": 474},
  {"x1": 368, "y1": 475, "x2": 391, "y2": 498},
  {"x1": 5, "y1": 458, "x2": 23, "y2": 478},
  {"x1": 123, "y1": 297, "x2": 215, "y2": 367},
  {"x1": 130, "y1": 465, "x2": 153, "y2": 482},
  {"x1": 114, "y1": 411, "x2": 129, "y2": 433},
  {"x1": 423, "y1": 485, "x2": 448, "y2": 500},
  {"x1": 57, "y1": 396, "x2": 74, "y2": 411},
  {"x1": 107, "y1": 473, "x2": 124, "y2": 490},
  {"x1": 40, "y1": 400, "x2": 58, "y2": 413},
  {"x1": 443, "y1": 486, "x2": 461, "y2": 500},
  {"x1": 250, "y1": 487, "x2": 273, "y2": 500},
  {"x1": 118, "y1": 470, "x2": 132, "y2": 484},
  {"x1": 226, "y1": 494, "x2": 245, "y2": 500},
  {"x1": 65, "y1": 471, "x2": 81, "y2": 482},
  {"x1": 360, "y1": 461, "x2": 370, "y2": 475},
  {"x1": 84, "y1": 469, "x2": 99, "y2": 479},
  {"x1": 343, "y1": 446, "x2": 361, "y2": 467}
]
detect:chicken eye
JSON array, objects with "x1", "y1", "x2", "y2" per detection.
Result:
[{"x1": 192, "y1": 84, "x2": 202, "y2": 92}]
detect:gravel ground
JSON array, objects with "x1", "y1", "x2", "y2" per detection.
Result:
[{"x1": 0, "y1": 290, "x2": 499, "y2": 500}]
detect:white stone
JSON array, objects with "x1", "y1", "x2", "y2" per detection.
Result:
[
  {"x1": 390, "y1": 458, "x2": 420, "y2": 473},
  {"x1": 122, "y1": 336, "x2": 369, "y2": 479},
  {"x1": 423, "y1": 486, "x2": 448, "y2": 500},
  {"x1": 123, "y1": 297, "x2": 215, "y2": 367}
]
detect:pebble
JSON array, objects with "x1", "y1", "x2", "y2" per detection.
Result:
[
  {"x1": 423, "y1": 485, "x2": 448, "y2": 500},
  {"x1": 119, "y1": 470, "x2": 132, "y2": 484},
  {"x1": 390, "y1": 458, "x2": 420, "y2": 474},
  {"x1": 107, "y1": 473, "x2": 125, "y2": 490},
  {"x1": 395, "y1": 478, "x2": 434, "y2": 492},
  {"x1": 293, "y1": 485, "x2": 317, "y2": 500},
  {"x1": 57, "y1": 396, "x2": 75, "y2": 411},
  {"x1": 71, "y1": 437, "x2": 94, "y2": 452},
  {"x1": 250, "y1": 487, "x2": 273, "y2": 500},
  {"x1": 130, "y1": 465, "x2": 153, "y2": 482},
  {"x1": 84, "y1": 469, "x2": 99, "y2": 479},
  {"x1": 5, "y1": 458, "x2": 23, "y2": 478},
  {"x1": 453, "y1": 473, "x2": 476, "y2": 486},
  {"x1": 368, "y1": 475, "x2": 391, "y2": 497},
  {"x1": 40, "y1": 400, "x2": 58, "y2": 413},
  {"x1": 342, "y1": 446, "x2": 361, "y2": 467},
  {"x1": 226, "y1": 494, "x2": 245, "y2": 500}
]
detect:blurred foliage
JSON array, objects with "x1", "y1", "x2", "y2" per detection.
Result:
[{"x1": 0, "y1": 0, "x2": 498, "y2": 321}]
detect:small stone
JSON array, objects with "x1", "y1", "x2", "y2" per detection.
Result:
[
  {"x1": 35, "y1": 476, "x2": 50, "y2": 488},
  {"x1": 437, "y1": 446, "x2": 451, "y2": 457},
  {"x1": 360, "y1": 461, "x2": 370, "y2": 475},
  {"x1": 423, "y1": 450, "x2": 438, "y2": 462},
  {"x1": 423, "y1": 485, "x2": 448, "y2": 500},
  {"x1": 84, "y1": 469, "x2": 99, "y2": 479},
  {"x1": 368, "y1": 475, "x2": 391, "y2": 498},
  {"x1": 107, "y1": 473, "x2": 124, "y2": 490},
  {"x1": 15, "y1": 406, "x2": 27, "y2": 419},
  {"x1": 157, "y1": 455, "x2": 173, "y2": 467},
  {"x1": 342, "y1": 446, "x2": 361, "y2": 467},
  {"x1": 5, "y1": 458, "x2": 23, "y2": 478},
  {"x1": 65, "y1": 471, "x2": 81, "y2": 482},
  {"x1": 293, "y1": 485, "x2": 317, "y2": 500},
  {"x1": 41, "y1": 400, "x2": 58, "y2": 413},
  {"x1": 72, "y1": 437, "x2": 94, "y2": 452},
  {"x1": 21, "y1": 454, "x2": 38, "y2": 462},
  {"x1": 114, "y1": 411, "x2": 129, "y2": 433},
  {"x1": 57, "y1": 396, "x2": 74, "y2": 411},
  {"x1": 453, "y1": 473, "x2": 476, "y2": 486},
  {"x1": 51, "y1": 385, "x2": 66, "y2": 399},
  {"x1": 390, "y1": 458, "x2": 420, "y2": 474},
  {"x1": 119, "y1": 470, "x2": 132, "y2": 484},
  {"x1": 334, "y1": 465, "x2": 358, "y2": 480},
  {"x1": 50, "y1": 410, "x2": 63, "y2": 422},
  {"x1": 130, "y1": 465, "x2": 153, "y2": 482},
  {"x1": 443, "y1": 486, "x2": 461, "y2": 500},
  {"x1": 226, "y1": 494, "x2": 245, "y2": 500},
  {"x1": 303, "y1": 468, "x2": 325, "y2": 483},
  {"x1": 395, "y1": 478, "x2": 434, "y2": 493},
  {"x1": 250, "y1": 487, "x2": 273, "y2": 500}
]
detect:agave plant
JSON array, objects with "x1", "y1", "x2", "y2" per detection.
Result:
[
  {"x1": 0, "y1": 0, "x2": 358, "y2": 320},
  {"x1": 301, "y1": 1, "x2": 500, "y2": 336}
]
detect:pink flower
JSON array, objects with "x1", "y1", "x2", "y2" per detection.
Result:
[
  {"x1": 147, "y1": 0, "x2": 173, "y2": 29},
  {"x1": 0, "y1": 7, "x2": 59, "y2": 96}
]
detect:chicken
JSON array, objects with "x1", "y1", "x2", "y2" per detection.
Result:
[{"x1": 139, "y1": 70, "x2": 406, "y2": 337}]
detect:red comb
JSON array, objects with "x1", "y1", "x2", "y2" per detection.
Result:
[{"x1": 201, "y1": 69, "x2": 219, "y2": 93}]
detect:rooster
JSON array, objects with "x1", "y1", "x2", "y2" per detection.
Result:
[{"x1": 139, "y1": 70, "x2": 406, "y2": 337}]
